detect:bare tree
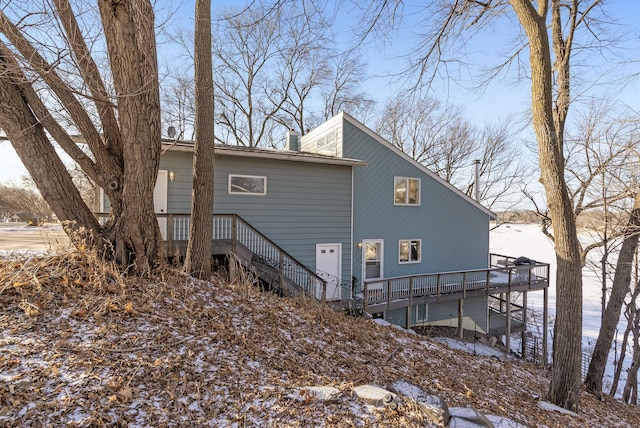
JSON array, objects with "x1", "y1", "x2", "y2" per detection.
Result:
[
  {"x1": 212, "y1": 6, "x2": 285, "y2": 147},
  {"x1": 467, "y1": 119, "x2": 529, "y2": 210},
  {"x1": 271, "y1": 3, "x2": 333, "y2": 135},
  {"x1": 321, "y1": 52, "x2": 375, "y2": 123},
  {"x1": 555, "y1": 100, "x2": 640, "y2": 397},
  {"x1": 185, "y1": 0, "x2": 215, "y2": 279},
  {"x1": 377, "y1": 94, "x2": 526, "y2": 209},
  {"x1": 376, "y1": 95, "x2": 460, "y2": 165},
  {"x1": 162, "y1": 71, "x2": 196, "y2": 141},
  {"x1": 212, "y1": 2, "x2": 375, "y2": 147},
  {"x1": 0, "y1": 179, "x2": 51, "y2": 222},
  {"x1": 608, "y1": 282, "x2": 638, "y2": 397},
  {"x1": 622, "y1": 293, "x2": 640, "y2": 404},
  {"x1": 0, "y1": 0, "x2": 162, "y2": 271}
]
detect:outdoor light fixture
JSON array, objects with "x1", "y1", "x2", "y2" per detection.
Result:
[
  {"x1": 168, "y1": 171, "x2": 175, "y2": 182},
  {"x1": 357, "y1": 242, "x2": 362, "y2": 249}
]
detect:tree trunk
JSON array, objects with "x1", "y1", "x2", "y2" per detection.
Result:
[
  {"x1": 622, "y1": 301, "x2": 640, "y2": 404},
  {"x1": 609, "y1": 297, "x2": 635, "y2": 397},
  {"x1": 98, "y1": 0, "x2": 162, "y2": 272},
  {"x1": 185, "y1": 0, "x2": 215, "y2": 279},
  {"x1": 509, "y1": 0, "x2": 583, "y2": 411},
  {"x1": 585, "y1": 197, "x2": 640, "y2": 396},
  {"x1": 0, "y1": 58, "x2": 103, "y2": 246}
]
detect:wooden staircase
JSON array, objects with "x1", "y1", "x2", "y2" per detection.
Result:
[{"x1": 155, "y1": 213, "x2": 330, "y2": 302}]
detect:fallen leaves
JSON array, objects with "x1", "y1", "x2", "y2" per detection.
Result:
[{"x1": 1, "y1": 252, "x2": 640, "y2": 427}]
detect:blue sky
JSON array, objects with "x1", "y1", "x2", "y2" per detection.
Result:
[{"x1": 1, "y1": 0, "x2": 638, "y2": 183}]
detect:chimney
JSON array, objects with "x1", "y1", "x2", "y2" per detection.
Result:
[{"x1": 285, "y1": 128, "x2": 300, "y2": 151}]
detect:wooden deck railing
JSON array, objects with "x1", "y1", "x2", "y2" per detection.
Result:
[
  {"x1": 363, "y1": 254, "x2": 550, "y2": 313},
  {"x1": 95, "y1": 212, "x2": 328, "y2": 301}
]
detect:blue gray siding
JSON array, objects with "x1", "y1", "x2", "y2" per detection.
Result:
[
  {"x1": 339, "y1": 120, "x2": 491, "y2": 283},
  {"x1": 302, "y1": 115, "x2": 492, "y2": 330},
  {"x1": 159, "y1": 150, "x2": 354, "y2": 297}
]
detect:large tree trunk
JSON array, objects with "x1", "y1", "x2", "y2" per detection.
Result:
[
  {"x1": 510, "y1": 0, "x2": 583, "y2": 411},
  {"x1": 98, "y1": 0, "x2": 162, "y2": 272},
  {"x1": 585, "y1": 196, "x2": 640, "y2": 396},
  {"x1": 0, "y1": 58, "x2": 103, "y2": 246},
  {"x1": 0, "y1": 1, "x2": 163, "y2": 272},
  {"x1": 185, "y1": 0, "x2": 215, "y2": 279}
]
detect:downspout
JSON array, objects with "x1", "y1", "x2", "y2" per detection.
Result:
[{"x1": 350, "y1": 166, "x2": 354, "y2": 300}]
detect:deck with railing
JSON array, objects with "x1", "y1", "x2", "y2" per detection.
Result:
[
  {"x1": 362, "y1": 253, "x2": 550, "y2": 314},
  {"x1": 97, "y1": 213, "x2": 329, "y2": 302},
  {"x1": 96, "y1": 212, "x2": 548, "y2": 320}
]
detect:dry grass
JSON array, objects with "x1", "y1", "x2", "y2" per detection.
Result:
[{"x1": 1, "y1": 250, "x2": 640, "y2": 427}]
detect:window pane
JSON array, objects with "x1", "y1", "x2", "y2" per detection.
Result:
[
  {"x1": 411, "y1": 240, "x2": 420, "y2": 261},
  {"x1": 365, "y1": 261, "x2": 381, "y2": 278},
  {"x1": 394, "y1": 178, "x2": 407, "y2": 204},
  {"x1": 399, "y1": 240, "x2": 409, "y2": 262},
  {"x1": 229, "y1": 175, "x2": 265, "y2": 194},
  {"x1": 408, "y1": 179, "x2": 420, "y2": 204},
  {"x1": 365, "y1": 242, "x2": 379, "y2": 261}
]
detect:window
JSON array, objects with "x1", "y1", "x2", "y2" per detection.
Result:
[
  {"x1": 316, "y1": 128, "x2": 339, "y2": 155},
  {"x1": 394, "y1": 177, "x2": 420, "y2": 205},
  {"x1": 415, "y1": 304, "x2": 428, "y2": 323},
  {"x1": 363, "y1": 240, "x2": 383, "y2": 280},
  {"x1": 228, "y1": 175, "x2": 266, "y2": 195},
  {"x1": 399, "y1": 239, "x2": 421, "y2": 263}
]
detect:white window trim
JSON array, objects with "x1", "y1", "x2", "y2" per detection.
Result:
[
  {"x1": 398, "y1": 239, "x2": 422, "y2": 264},
  {"x1": 362, "y1": 239, "x2": 384, "y2": 281},
  {"x1": 393, "y1": 176, "x2": 421, "y2": 206},
  {"x1": 228, "y1": 174, "x2": 267, "y2": 195}
]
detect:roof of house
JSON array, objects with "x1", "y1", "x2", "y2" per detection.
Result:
[
  {"x1": 161, "y1": 140, "x2": 367, "y2": 167},
  {"x1": 333, "y1": 111, "x2": 497, "y2": 220}
]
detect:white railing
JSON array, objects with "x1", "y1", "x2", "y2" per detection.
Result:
[
  {"x1": 96, "y1": 212, "x2": 328, "y2": 301},
  {"x1": 363, "y1": 254, "x2": 550, "y2": 312}
]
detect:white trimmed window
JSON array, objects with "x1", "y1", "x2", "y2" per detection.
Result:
[
  {"x1": 399, "y1": 239, "x2": 421, "y2": 263},
  {"x1": 394, "y1": 177, "x2": 420, "y2": 205},
  {"x1": 228, "y1": 174, "x2": 267, "y2": 195},
  {"x1": 363, "y1": 240, "x2": 383, "y2": 280}
]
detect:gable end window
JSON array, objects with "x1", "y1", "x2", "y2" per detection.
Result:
[
  {"x1": 228, "y1": 174, "x2": 267, "y2": 195},
  {"x1": 394, "y1": 177, "x2": 420, "y2": 205},
  {"x1": 399, "y1": 239, "x2": 421, "y2": 263}
]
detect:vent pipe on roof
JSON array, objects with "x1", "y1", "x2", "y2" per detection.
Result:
[
  {"x1": 286, "y1": 128, "x2": 300, "y2": 151},
  {"x1": 473, "y1": 159, "x2": 481, "y2": 202}
]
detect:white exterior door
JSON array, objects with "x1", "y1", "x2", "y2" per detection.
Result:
[
  {"x1": 316, "y1": 243, "x2": 342, "y2": 301},
  {"x1": 154, "y1": 170, "x2": 168, "y2": 240}
]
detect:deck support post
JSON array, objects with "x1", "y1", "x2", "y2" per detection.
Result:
[
  {"x1": 406, "y1": 278, "x2": 413, "y2": 330},
  {"x1": 167, "y1": 214, "x2": 174, "y2": 256},
  {"x1": 457, "y1": 299, "x2": 464, "y2": 339},
  {"x1": 405, "y1": 305, "x2": 411, "y2": 330},
  {"x1": 231, "y1": 215, "x2": 237, "y2": 255},
  {"x1": 505, "y1": 291, "x2": 511, "y2": 353},
  {"x1": 543, "y1": 286, "x2": 549, "y2": 368},
  {"x1": 522, "y1": 292, "x2": 528, "y2": 360}
]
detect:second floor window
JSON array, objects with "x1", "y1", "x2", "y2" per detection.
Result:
[{"x1": 394, "y1": 177, "x2": 420, "y2": 205}]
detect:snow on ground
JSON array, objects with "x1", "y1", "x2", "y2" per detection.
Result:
[
  {"x1": 0, "y1": 223, "x2": 63, "y2": 232},
  {"x1": 490, "y1": 222, "x2": 631, "y2": 395},
  {"x1": 434, "y1": 337, "x2": 513, "y2": 359}
]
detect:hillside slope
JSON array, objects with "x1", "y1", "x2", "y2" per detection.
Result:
[{"x1": 1, "y1": 253, "x2": 638, "y2": 427}]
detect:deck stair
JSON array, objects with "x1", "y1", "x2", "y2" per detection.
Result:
[{"x1": 157, "y1": 213, "x2": 329, "y2": 302}]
